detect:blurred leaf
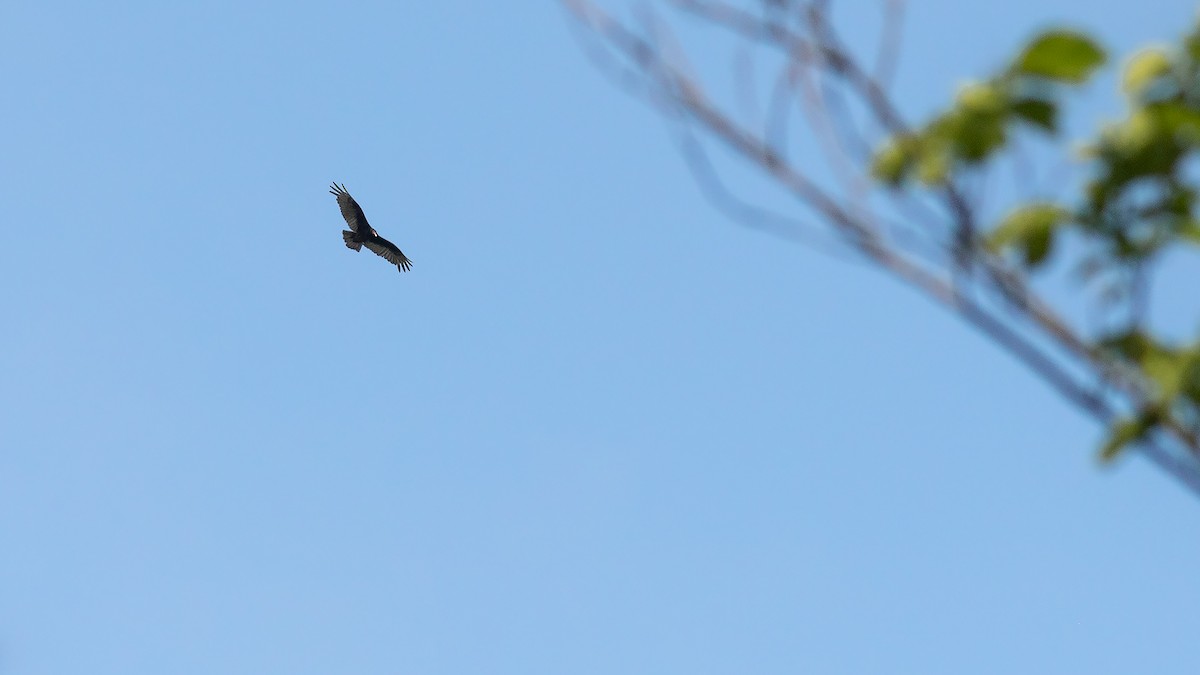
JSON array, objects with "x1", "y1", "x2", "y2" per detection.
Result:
[
  {"x1": 1097, "y1": 329, "x2": 1153, "y2": 361},
  {"x1": 1015, "y1": 30, "x2": 1107, "y2": 83},
  {"x1": 871, "y1": 137, "x2": 914, "y2": 185},
  {"x1": 1155, "y1": 103, "x2": 1200, "y2": 143},
  {"x1": 1180, "y1": 349, "x2": 1200, "y2": 403},
  {"x1": 1178, "y1": 220, "x2": 1200, "y2": 244},
  {"x1": 1122, "y1": 48, "x2": 1173, "y2": 95},
  {"x1": 1185, "y1": 23, "x2": 1200, "y2": 61},
  {"x1": 1099, "y1": 414, "x2": 1153, "y2": 461},
  {"x1": 1144, "y1": 348, "x2": 1186, "y2": 399},
  {"x1": 953, "y1": 117, "x2": 1007, "y2": 161},
  {"x1": 1087, "y1": 108, "x2": 1189, "y2": 211},
  {"x1": 916, "y1": 146, "x2": 951, "y2": 185},
  {"x1": 943, "y1": 84, "x2": 1011, "y2": 161},
  {"x1": 1010, "y1": 98, "x2": 1058, "y2": 132},
  {"x1": 1097, "y1": 331, "x2": 1190, "y2": 400},
  {"x1": 1106, "y1": 109, "x2": 1159, "y2": 154},
  {"x1": 957, "y1": 82, "x2": 1006, "y2": 114},
  {"x1": 1163, "y1": 183, "x2": 1195, "y2": 216},
  {"x1": 987, "y1": 203, "x2": 1068, "y2": 266}
]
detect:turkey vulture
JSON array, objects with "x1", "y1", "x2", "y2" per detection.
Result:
[{"x1": 330, "y1": 183, "x2": 413, "y2": 272}]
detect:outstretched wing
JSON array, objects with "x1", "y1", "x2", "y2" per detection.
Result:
[
  {"x1": 329, "y1": 183, "x2": 369, "y2": 232},
  {"x1": 365, "y1": 235, "x2": 413, "y2": 272}
]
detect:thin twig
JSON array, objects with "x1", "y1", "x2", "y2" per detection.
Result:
[{"x1": 873, "y1": 0, "x2": 905, "y2": 92}]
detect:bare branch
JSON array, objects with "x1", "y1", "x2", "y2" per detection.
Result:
[
  {"x1": 873, "y1": 0, "x2": 905, "y2": 92},
  {"x1": 676, "y1": 130, "x2": 867, "y2": 260}
]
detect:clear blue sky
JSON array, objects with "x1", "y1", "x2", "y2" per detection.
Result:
[{"x1": 3, "y1": 1, "x2": 1199, "y2": 673}]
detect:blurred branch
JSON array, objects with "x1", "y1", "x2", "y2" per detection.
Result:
[
  {"x1": 561, "y1": 0, "x2": 1200, "y2": 496},
  {"x1": 873, "y1": 0, "x2": 904, "y2": 91}
]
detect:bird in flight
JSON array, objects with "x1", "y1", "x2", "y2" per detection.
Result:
[{"x1": 330, "y1": 183, "x2": 413, "y2": 273}]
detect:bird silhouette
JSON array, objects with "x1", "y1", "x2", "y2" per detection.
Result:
[{"x1": 330, "y1": 183, "x2": 413, "y2": 273}]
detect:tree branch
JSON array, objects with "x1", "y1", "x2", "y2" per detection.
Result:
[{"x1": 561, "y1": 0, "x2": 1200, "y2": 496}]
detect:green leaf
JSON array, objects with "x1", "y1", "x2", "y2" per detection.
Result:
[
  {"x1": 1010, "y1": 98, "x2": 1058, "y2": 132},
  {"x1": 987, "y1": 203, "x2": 1068, "y2": 266},
  {"x1": 1099, "y1": 415, "x2": 1152, "y2": 461},
  {"x1": 1096, "y1": 331, "x2": 1190, "y2": 400},
  {"x1": 1179, "y1": 349, "x2": 1200, "y2": 403},
  {"x1": 952, "y1": 116, "x2": 1007, "y2": 162},
  {"x1": 871, "y1": 138, "x2": 914, "y2": 185},
  {"x1": 1015, "y1": 30, "x2": 1107, "y2": 83},
  {"x1": 1178, "y1": 220, "x2": 1200, "y2": 245},
  {"x1": 1143, "y1": 348, "x2": 1186, "y2": 399},
  {"x1": 957, "y1": 82, "x2": 1006, "y2": 114},
  {"x1": 915, "y1": 148, "x2": 951, "y2": 185},
  {"x1": 1096, "y1": 330, "x2": 1153, "y2": 362},
  {"x1": 1105, "y1": 109, "x2": 1160, "y2": 154},
  {"x1": 1185, "y1": 23, "x2": 1200, "y2": 62},
  {"x1": 1122, "y1": 48, "x2": 1173, "y2": 95}
]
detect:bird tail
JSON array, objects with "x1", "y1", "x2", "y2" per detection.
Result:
[{"x1": 342, "y1": 230, "x2": 362, "y2": 251}]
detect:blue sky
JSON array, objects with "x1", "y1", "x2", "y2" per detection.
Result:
[{"x1": 3, "y1": 1, "x2": 1200, "y2": 673}]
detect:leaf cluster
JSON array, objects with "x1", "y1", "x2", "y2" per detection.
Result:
[
  {"x1": 873, "y1": 23, "x2": 1200, "y2": 461},
  {"x1": 872, "y1": 30, "x2": 1105, "y2": 188}
]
